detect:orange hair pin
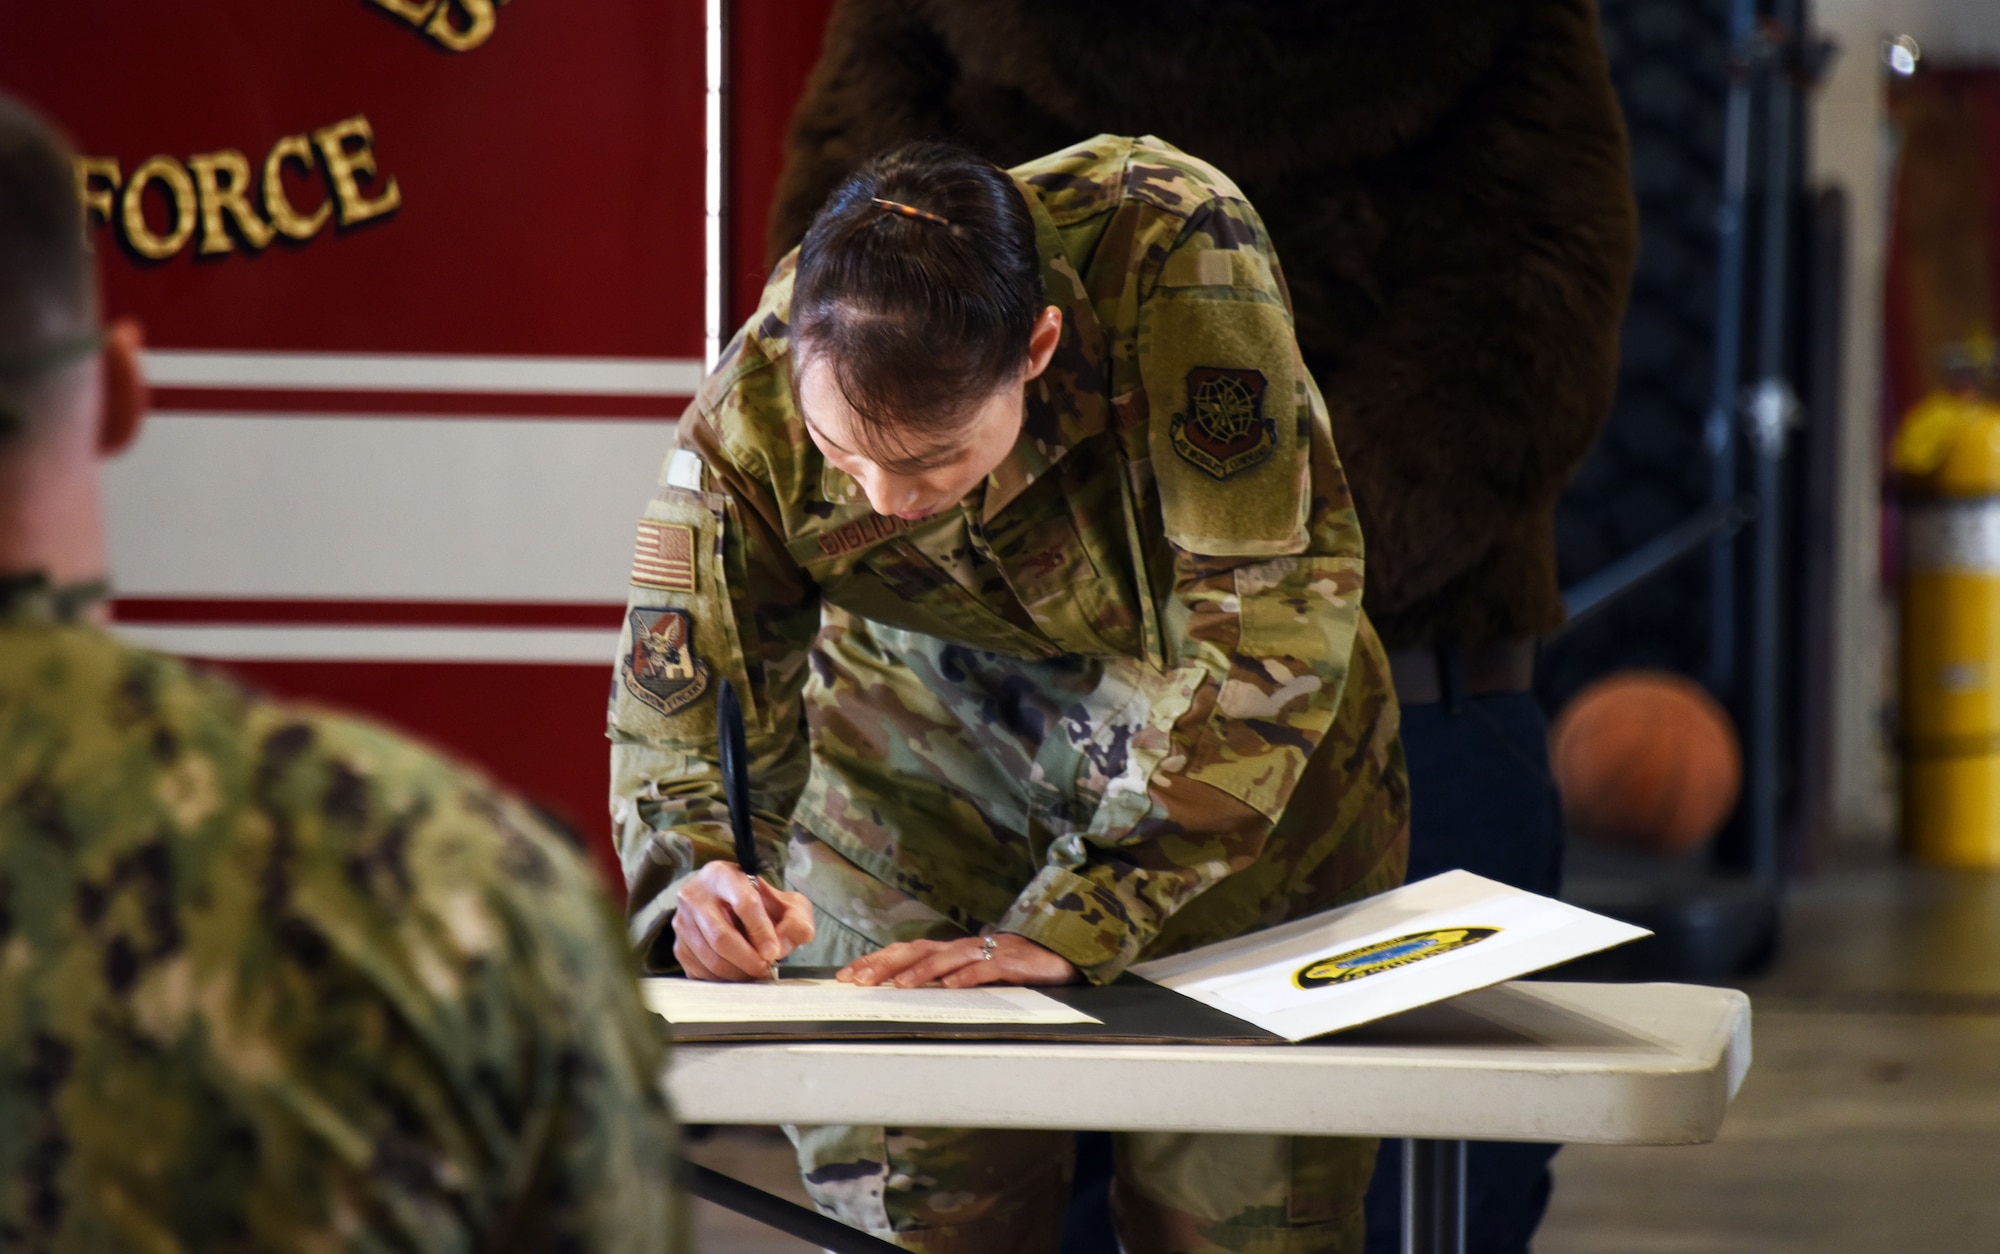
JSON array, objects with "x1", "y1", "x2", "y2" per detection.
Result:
[{"x1": 871, "y1": 197, "x2": 951, "y2": 226}]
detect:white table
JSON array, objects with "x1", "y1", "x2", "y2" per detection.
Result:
[{"x1": 668, "y1": 980, "x2": 1753, "y2": 1254}]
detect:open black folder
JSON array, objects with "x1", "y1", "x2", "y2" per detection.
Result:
[
  {"x1": 654, "y1": 871, "x2": 1654, "y2": 1045},
  {"x1": 657, "y1": 969, "x2": 1285, "y2": 1045}
]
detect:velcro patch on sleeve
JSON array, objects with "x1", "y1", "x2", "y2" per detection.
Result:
[
  {"x1": 1144, "y1": 290, "x2": 1308, "y2": 557},
  {"x1": 665, "y1": 448, "x2": 706, "y2": 491},
  {"x1": 1161, "y1": 247, "x2": 1234, "y2": 289},
  {"x1": 631, "y1": 520, "x2": 697, "y2": 592}
]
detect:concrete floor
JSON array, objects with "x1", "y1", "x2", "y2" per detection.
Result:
[
  {"x1": 1539, "y1": 854, "x2": 2000, "y2": 1253},
  {"x1": 683, "y1": 854, "x2": 2000, "y2": 1251}
]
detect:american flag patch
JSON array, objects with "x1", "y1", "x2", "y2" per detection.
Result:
[{"x1": 631, "y1": 521, "x2": 696, "y2": 592}]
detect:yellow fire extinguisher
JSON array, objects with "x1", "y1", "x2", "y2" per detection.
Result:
[{"x1": 1897, "y1": 381, "x2": 2000, "y2": 866}]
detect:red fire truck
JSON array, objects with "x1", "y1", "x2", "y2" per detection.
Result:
[{"x1": 5, "y1": 0, "x2": 834, "y2": 878}]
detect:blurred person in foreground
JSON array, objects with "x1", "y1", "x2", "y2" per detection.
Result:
[{"x1": 0, "y1": 94, "x2": 683, "y2": 1252}]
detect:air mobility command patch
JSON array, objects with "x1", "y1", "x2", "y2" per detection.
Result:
[
  {"x1": 631, "y1": 520, "x2": 697, "y2": 592},
  {"x1": 622, "y1": 607, "x2": 710, "y2": 716},
  {"x1": 1171, "y1": 366, "x2": 1274, "y2": 480},
  {"x1": 1292, "y1": 928, "x2": 1500, "y2": 989}
]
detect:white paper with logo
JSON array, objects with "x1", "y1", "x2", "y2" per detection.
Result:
[{"x1": 1129, "y1": 870, "x2": 1650, "y2": 1041}]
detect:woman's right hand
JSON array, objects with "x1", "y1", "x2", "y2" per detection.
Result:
[{"x1": 671, "y1": 860, "x2": 816, "y2": 981}]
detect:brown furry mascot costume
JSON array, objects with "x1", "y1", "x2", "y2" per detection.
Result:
[{"x1": 767, "y1": 3, "x2": 1637, "y2": 1250}]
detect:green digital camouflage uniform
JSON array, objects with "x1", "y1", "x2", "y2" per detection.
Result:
[
  {"x1": 0, "y1": 575, "x2": 684, "y2": 1253},
  {"x1": 610, "y1": 135, "x2": 1408, "y2": 1253}
]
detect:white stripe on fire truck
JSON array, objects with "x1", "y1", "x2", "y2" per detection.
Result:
[
  {"x1": 141, "y1": 350, "x2": 706, "y2": 396},
  {"x1": 113, "y1": 625, "x2": 621, "y2": 665},
  {"x1": 105, "y1": 415, "x2": 674, "y2": 603}
]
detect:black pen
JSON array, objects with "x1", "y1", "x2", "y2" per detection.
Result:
[{"x1": 715, "y1": 677, "x2": 780, "y2": 980}]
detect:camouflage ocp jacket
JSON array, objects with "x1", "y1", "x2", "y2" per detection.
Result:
[
  {"x1": 611, "y1": 135, "x2": 1407, "y2": 984},
  {"x1": 0, "y1": 576, "x2": 683, "y2": 1252}
]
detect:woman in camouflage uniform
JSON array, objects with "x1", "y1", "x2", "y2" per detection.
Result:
[{"x1": 611, "y1": 136, "x2": 1408, "y2": 1253}]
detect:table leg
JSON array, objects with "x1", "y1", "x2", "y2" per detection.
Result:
[
  {"x1": 1400, "y1": 1138, "x2": 1467, "y2": 1254},
  {"x1": 686, "y1": 1162, "x2": 907, "y2": 1252}
]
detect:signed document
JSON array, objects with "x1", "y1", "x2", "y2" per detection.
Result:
[{"x1": 643, "y1": 978, "x2": 1103, "y2": 1027}]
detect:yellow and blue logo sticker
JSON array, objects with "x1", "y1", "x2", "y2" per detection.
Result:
[{"x1": 1293, "y1": 927, "x2": 1500, "y2": 989}]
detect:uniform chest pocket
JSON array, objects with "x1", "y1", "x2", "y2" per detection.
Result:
[
  {"x1": 821, "y1": 543, "x2": 1061, "y2": 660},
  {"x1": 990, "y1": 499, "x2": 1140, "y2": 660}
]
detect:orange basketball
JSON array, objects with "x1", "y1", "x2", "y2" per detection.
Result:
[{"x1": 1550, "y1": 671, "x2": 1743, "y2": 855}]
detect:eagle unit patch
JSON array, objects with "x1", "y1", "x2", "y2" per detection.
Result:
[
  {"x1": 1291, "y1": 927, "x2": 1500, "y2": 989},
  {"x1": 622, "y1": 607, "x2": 710, "y2": 716},
  {"x1": 1170, "y1": 366, "x2": 1274, "y2": 480}
]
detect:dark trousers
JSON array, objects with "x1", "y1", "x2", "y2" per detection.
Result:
[{"x1": 1361, "y1": 691, "x2": 1566, "y2": 1254}]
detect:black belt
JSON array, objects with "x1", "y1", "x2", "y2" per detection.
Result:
[{"x1": 1387, "y1": 639, "x2": 1537, "y2": 706}]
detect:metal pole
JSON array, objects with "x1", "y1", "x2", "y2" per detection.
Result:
[
  {"x1": 1559, "y1": 499, "x2": 1753, "y2": 633},
  {"x1": 1401, "y1": 1138, "x2": 1467, "y2": 1254},
  {"x1": 1744, "y1": 0, "x2": 1803, "y2": 886},
  {"x1": 702, "y1": 0, "x2": 728, "y2": 370},
  {"x1": 1706, "y1": 0, "x2": 1761, "y2": 694}
]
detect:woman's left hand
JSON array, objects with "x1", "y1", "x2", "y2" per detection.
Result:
[{"x1": 838, "y1": 933, "x2": 1080, "y2": 988}]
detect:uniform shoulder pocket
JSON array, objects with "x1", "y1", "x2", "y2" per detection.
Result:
[
  {"x1": 1141, "y1": 231, "x2": 1310, "y2": 557},
  {"x1": 612, "y1": 485, "x2": 747, "y2": 746}
]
